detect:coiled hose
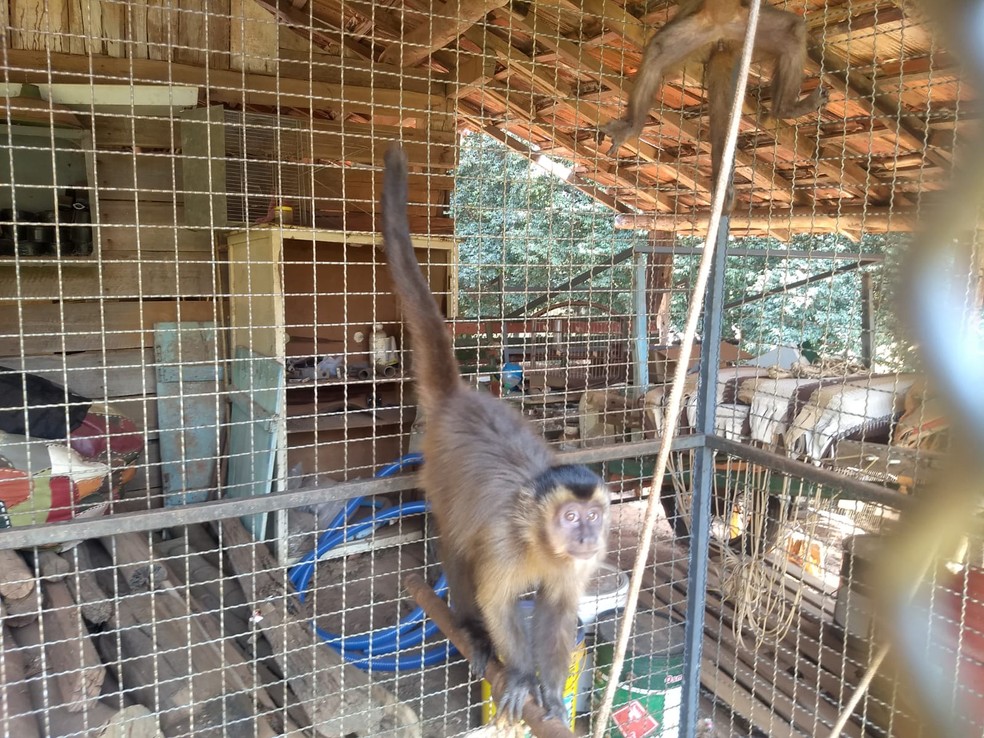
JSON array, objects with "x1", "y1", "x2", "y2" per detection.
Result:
[{"x1": 290, "y1": 452, "x2": 457, "y2": 671}]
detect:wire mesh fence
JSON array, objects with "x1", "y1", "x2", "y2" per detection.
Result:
[{"x1": 0, "y1": 0, "x2": 981, "y2": 737}]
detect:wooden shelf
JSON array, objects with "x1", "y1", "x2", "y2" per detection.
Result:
[
  {"x1": 286, "y1": 406, "x2": 411, "y2": 434},
  {"x1": 285, "y1": 374, "x2": 409, "y2": 389}
]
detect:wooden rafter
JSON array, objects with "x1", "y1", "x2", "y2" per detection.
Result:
[
  {"x1": 472, "y1": 22, "x2": 711, "y2": 205},
  {"x1": 469, "y1": 121, "x2": 636, "y2": 214},
  {"x1": 577, "y1": 0, "x2": 650, "y2": 49},
  {"x1": 808, "y1": 45, "x2": 952, "y2": 170},
  {"x1": 614, "y1": 206, "x2": 917, "y2": 233},
  {"x1": 505, "y1": 5, "x2": 801, "y2": 205},
  {"x1": 251, "y1": 0, "x2": 374, "y2": 59},
  {"x1": 380, "y1": 0, "x2": 509, "y2": 67}
]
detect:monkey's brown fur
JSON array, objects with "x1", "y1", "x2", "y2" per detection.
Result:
[
  {"x1": 382, "y1": 146, "x2": 610, "y2": 723},
  {"x1": 603, "y1": 0, "x2": 827, "y2": 211}
]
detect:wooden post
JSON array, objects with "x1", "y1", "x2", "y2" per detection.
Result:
[
  {"x1": 647, "y1": 231, "x2": 676, "y2": 346},
  {"x1": 220, "y1": 516, "x2": 422, "y2": 738},
  {"x1": 98, "y1": 533, "x2": 167, "y2": 591},
  {"x1": 0, "y1": 622, "x2": 42, "y2": 737},
  {"x1": 403, "y1": 573, "x2": 576, "y2": 738},
  {"x1": 0, "y1": 548, "x2": 36, "y2": 599},
  {"x1": 860, "y1": 271, "x2": 874, "y2": 368},
  {"x1": 63, "y1": 544, "x2": 112, "y2": 626},
  {"x1": 11, "y1": 619, "x2": 163, "y2": 738}
]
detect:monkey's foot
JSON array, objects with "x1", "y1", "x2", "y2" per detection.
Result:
[
  {"x1": 537, "y1": 682, "x2": 568, "y2": 723},
  {"x1": 599, "y1": 117, "x2": 641, "y2": 156},
  {"x1": 498, "y1": 668, "x2": 538, "y2": 723}
]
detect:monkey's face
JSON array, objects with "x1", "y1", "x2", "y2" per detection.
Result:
[{"x1": 550, "y1": 495, "x2": 608, "y2": 561}]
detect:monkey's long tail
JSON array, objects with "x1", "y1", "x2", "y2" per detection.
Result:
[{"x1": 382, "y1": 145, "x2": 461, "y2": 408}]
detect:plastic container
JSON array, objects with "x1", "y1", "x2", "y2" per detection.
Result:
[
  {"x1": 480, "y1": 598, "x2": 585, "y2": 733},
  {"x1": 575, "y1": 563, "x2": 630, "y2": 713},
  {"x1": 371, "y1": 323, "x2": 389, "y2": 367},
  {"x1": 593, "y1": 609, "x2": 686, "y2": 738}
]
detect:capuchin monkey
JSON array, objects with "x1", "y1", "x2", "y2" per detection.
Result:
[
  {"x1": 382, "y1": 145, "x2": 610, "y2": 724},
  {"x1": 602, "y1": 0, "x2": 827, "y2": 211}
]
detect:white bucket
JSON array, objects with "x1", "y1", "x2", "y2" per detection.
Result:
[{"x1": 576, "y1": 562, "x2": 630, "y2": 713}]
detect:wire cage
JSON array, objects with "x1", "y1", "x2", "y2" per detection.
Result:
[{"x1": 0, "y1": 1, "x2": 981, "y2": 738}]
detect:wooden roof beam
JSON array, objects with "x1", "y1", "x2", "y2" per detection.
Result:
[
  {"x1": 465, "y1": 25, "x2": 705, "y2": 191},
  {"x1": 488, "y1": 14, "x2": 720, "y2": 203},
  {"x1": 504, "y1": 7, "x2": 798, "y2": 204},
  {"x1": 745, "y1": 97, "x2": 872, "y2": 202},
  {"x1": 2, "y1": 50, "x2": 442, "y2": 118},
  {"x1": 576, "y1": 0, "x2": 650, "y2": 50},
  {"x1": 463, "y1": 119, "x2": 634, "y2": 213},
  {"x1": 614, "y1": 205, "x2": 917, "y2": 234},
  {"x1": 808, "y1": 45, "x2": 952, "y2": 170},
  {"x1": 250, "y1": 0, "x2": 374, "y2": 59},
  {"x1": 380, "y1": 0, "x2": 509, "y2": 67},
  {"x1": 460, "y1": 82, "x2": 674, "y2": 209}
]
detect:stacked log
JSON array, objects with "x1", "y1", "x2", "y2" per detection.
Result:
[
  {"x1": 0, "y1": 547, "x2": 41, "y2": 626},
  {"x1": 0, "y1": 517, "x2": 424, "y2": 738},
  {"x1": 11, "y1": 618, "x2": 161, "y2": 738}
]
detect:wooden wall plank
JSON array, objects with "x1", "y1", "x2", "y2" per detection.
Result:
[
  {"x1": 0, "y1": 0, "x2": 9, "y2": 49},
  {"x1": 126, "y1": 0, "x2": 149, "y2": 59},
  {"x1": 176, "y1": 0, "x2": 207, "y2": 67},
  {"x1": 94, "y1": 151, "x2": 184, "y2": 203},
  {"x1": 229, "y1": 0, "x2": 278, "y2": 73},
  {"x1": 100, "y1": 0, "x2": 124, "y2": 57},
  {"x1": 97, "y1": 199, "x2": 214, "y2": 254},
  {"x1": 0, "y1": 259, "x2": 219, "y2": 299},
  {"x1": 206, "y1": 0, "x2": 231, "y2": 70},
  {"x1": 11, "y1": 0, "x2": 56, "y2": 50},
  {"x1": 146, "y1": 0, "x2": 177, "y2": 61},
  {"x1": 90, "y1": 112, "x2": 182, "y2": 150},
  {"x1": 0, "y1": 348, "x2": 156, "y2": 398},
  {"x1": 67, "y1": 0, "x2": 88, "y2": 54},
  {"x1": 0, "y1": 300, "x2": 219, "y2": 355}
]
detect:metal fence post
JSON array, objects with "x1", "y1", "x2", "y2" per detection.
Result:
[{"x1": 679, "y1": 216, "x2": 729, "y2": 736}]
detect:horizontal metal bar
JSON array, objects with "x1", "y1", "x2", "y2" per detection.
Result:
[
  {"x1": 723, "y1": 259, "x2": 873, "y2": 311},
  {"x1": 0, "y1": 474, "x2": 416, "y2": 550},
  {"x1": 636, "y1": 245, "x2": 885, "y2": 262},
  {"x1": 706, "y1": 435, "x2": 913, "y2": 510},
  {"x1": 556, "y1": 433, "x2": 706, "y2": 465},
  {"x1": 0, "y1": 434, "x2": 703, "y2": 550}
]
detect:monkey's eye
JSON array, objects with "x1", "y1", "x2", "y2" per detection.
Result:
[
  {"x1": 564, "y1": 510, "x2": 578, "y2": 523},
  {"x1": 586, "y1": 510, "x2": 598, "y2": 522}
]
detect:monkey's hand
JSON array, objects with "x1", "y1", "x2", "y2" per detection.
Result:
[
  {"x1": 497, "y1": 668, "x2": 538, "y2": 724},
  {"x1": 537, "y1": 681, "x2": 568, "y2": 723},
  {"x1": 454, "y1": 616, "x2": 495, "y2": 677}
]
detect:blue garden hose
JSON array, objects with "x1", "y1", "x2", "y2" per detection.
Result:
[{"x1": 290, "y1": 452, "x2": 458, "y2": 671}]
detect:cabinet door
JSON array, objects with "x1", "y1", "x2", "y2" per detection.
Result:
[{"x1": 227, "y1": 232, "x2": 285, "y2": 363}]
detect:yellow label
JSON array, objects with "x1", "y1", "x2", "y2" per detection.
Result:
[{"x1": 481, "y1": 639, "x2": 585, "y2": 731}]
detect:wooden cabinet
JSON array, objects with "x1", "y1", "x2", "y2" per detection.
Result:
[{"x1": 224, "y1": 227, "x2": 456, "y2": 542}]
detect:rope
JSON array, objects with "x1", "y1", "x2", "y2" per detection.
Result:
[{"x1": 590, "y1": 3, "x2": 765, "y2": 735}]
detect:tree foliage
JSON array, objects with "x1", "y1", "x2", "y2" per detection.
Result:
[
  {"x1": 450, "y1": 131, "x2": 638, "y2": 318},
  {"x1": 450, "y1": 132, "x2": 914, "y2": 370}
]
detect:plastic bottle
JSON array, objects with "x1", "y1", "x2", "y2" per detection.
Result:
[{"x1": 370, "y1": 324, "x2": 388, "y2": 367}]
